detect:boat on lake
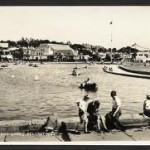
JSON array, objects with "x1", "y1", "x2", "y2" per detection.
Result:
[{"x1": 79, "y1": 82, "x2": 98, "y2": 91}]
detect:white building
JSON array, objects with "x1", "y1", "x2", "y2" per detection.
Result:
[
  {"x1": 0, "y1": 43, "x2": 9, "y2": 49},
  {"x1": 29, "y1": 43, "x2": 78, "y2": 61},
  {"x1": 136, "y1": 51, "x2": 150, "y2": 63},
  {"x1": 23, "y1": 47, "x2": 35, "y2": 60},
  {"x1": 131, "y1": 43, "x2": 150, "y2": 63},
  {"x1": 78, "y1": 54, "x2": 90, "y2": 61}
]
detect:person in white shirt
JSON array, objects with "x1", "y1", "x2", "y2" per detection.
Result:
[
  {"x1": 143, "y1": 95, "x2": 150, "y2": 117},
  {"x1": 111, "y1": 91, "x2": 121, "y2": 119},
  {"x1": 108, "y1": 90, "x2": 125, "y2": 131},
  {"x1": 77, "y1": 95, "x2": 90, "y2": 133}
]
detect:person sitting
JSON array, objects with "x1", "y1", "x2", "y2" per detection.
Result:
[
  {"x1": 87, "y1": 99, "x2": 101, "y2": 132},
  {"x1": 77, "y1": 95, "x2": 91, "y2": 133},
  {"x1": 105, "y1": 91, "x2": 125, "y2": 131},
  {"x1": 143, "y1": 95, "x2": 150, "y2": 117}
]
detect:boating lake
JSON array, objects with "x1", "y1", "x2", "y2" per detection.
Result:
[{"x1": 0, "y1": 63, "x2": 150, "y2": 121}]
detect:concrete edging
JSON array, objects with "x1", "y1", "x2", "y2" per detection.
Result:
[{"x1": 119, "y1": 65, "x2": 150, "y2": 75}]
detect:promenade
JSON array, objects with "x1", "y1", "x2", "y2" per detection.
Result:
[{"x1": 0, "y1": 127, "x2": 150, "y2": 142}]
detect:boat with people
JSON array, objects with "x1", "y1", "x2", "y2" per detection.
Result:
[
  {"x1": 83, "y1": 66, "x2": 88, "y2": 69},
  {"x1": 79, "y1": 78, "x2": 98, "y2": 91},
  {"x1": 72, "y1": 68, "x2": 80, "y2": 76},
  {"x1": 72, "y1": 72, "x2": 80, "y2": 76},
  {"x1": 33, "y1": 64, "x2": 39, "y2": 67},
  {"x1": 1, "y1": 63, "x2": 9, "y2": 68},
  {"x1": 79, "y1": 82, "x2": 98, "y2": 91}
]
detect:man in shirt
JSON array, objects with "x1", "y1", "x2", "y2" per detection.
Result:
[
  {"x1": 106, "y1": 90, "x2": 125, "y2": 131},
  {"x1": 143, "y1": 95, "x2": 150, "y2": 117},
  {"x1": 111, "y1": 90, "x2": 121, "y2": 119},
  {"x1": 77, "y1": 95, "x2": 90, "y2": 133}
]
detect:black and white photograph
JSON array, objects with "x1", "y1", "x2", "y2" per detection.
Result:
[{"x1": 0, "y1": 6, "x2": 150, "y2": 143}]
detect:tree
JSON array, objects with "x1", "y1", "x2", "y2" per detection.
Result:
[{"x1": 105, "y1": 53, "x2": 111, "y2": 61}]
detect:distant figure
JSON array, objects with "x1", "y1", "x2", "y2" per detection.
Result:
[
  {"x1": 77, "y1": 95, "x2": 90, "y2": 133},
  {"x1": 72, "y1": 69, "x2": 77, "y2": 75},
  {"x1": 143, "y1": 95, "x2": 150, "y2": 117},
  {"x1": 109, "y1": 67, "x2": 113, "y2": 72},
  {"x1": 105, "y1": 91, "x2": 125, "y2": 131},
  {"x1": 103, "y1": 66, "x2": 107, "y2": 72},
  {"x1": 85, "y1": 78, "x2": 91, "y2": 85}
]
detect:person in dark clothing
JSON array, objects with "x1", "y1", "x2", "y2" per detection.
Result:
[{"x1": 87, "y1": 99, "x2": 101, "y2": 132}]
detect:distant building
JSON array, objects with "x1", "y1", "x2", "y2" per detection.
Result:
[
  {"x1": 0, "y1": 47, "x2": 19, "y2": 61},
  {"x1": 78, "y1": 54, "x2": 90, "y2": 61},
  {"x1": 29, "y1": 43, "x2": 78, "y2": 61},
  {"x1": 136, "y1": 51, "x2": 150, "y2": 63},
  {"x1": 131, "y1": 43, "x2": 150, "y2": 63},
  {"x1": 0, "y1": 43, "x2": 9, "y2": 49},
  {"x1": 23, "y1": 47, "x2": 35, "y2": 60}
]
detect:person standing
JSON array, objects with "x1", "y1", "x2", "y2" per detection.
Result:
[
  {"x1": 77, "y1": 95, "x2": 90, "y2": 133},
  {"x1": 143, "y1": 95, "x2": 150, "y2": 117}
]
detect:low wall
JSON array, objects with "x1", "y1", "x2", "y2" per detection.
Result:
[{"x1": 0, "y1": 114, "x2": 150, "y2": 133}]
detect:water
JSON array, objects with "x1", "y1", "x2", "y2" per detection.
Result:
[{"x1": 0, "y1": 63, "x2": 150, "y2": 121}]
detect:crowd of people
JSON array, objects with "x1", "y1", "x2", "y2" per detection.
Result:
[{"x1": 76, "y1": 90, "x2": 150, "y2": 133}]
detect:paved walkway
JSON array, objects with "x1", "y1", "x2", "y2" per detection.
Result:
[{"x1": 0, "y1": 127, "x2": 150, "y2": 142}]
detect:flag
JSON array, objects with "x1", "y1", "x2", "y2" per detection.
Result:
[{"x1": 109, "y1": 21, "x2": 112, "y2": 25}]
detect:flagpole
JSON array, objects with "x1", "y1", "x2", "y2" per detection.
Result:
[{"x1": 110, "y1": 21, "x2": 113, "y2": 63}]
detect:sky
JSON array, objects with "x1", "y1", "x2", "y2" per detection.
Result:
[{"x1": 0, "y1": 6, "x2": 150, "y2": 49}]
